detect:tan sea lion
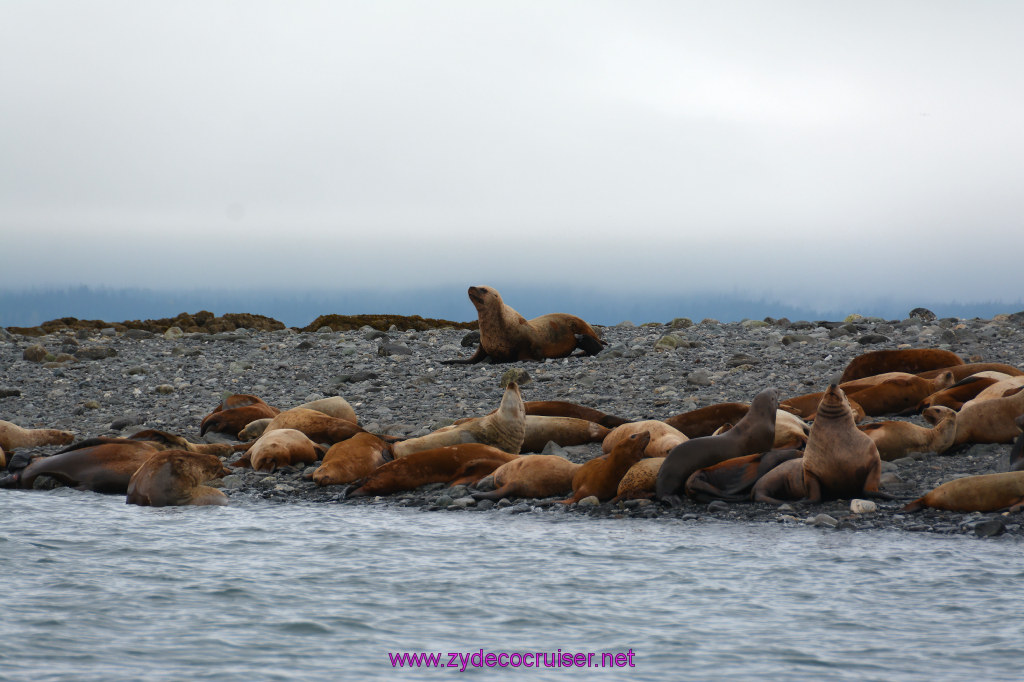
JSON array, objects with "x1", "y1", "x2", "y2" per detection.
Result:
[
  {"x1": 612, "y1": 457, "x2": 665, "y2": 501},
  {"x1": 602, "y1": 420, "x2": 687, "y2": 458},
  {"x1": 441, "y1": 286, "x2": 605, "y2": 364},
  {"x1": 291, "y1": 396, "x2": 358, "y2": 423},
  {"x1": 839, "y1": 348, "x2": 963, "y2": 383},
  {"x1": 0, "y1": 420, "x2": 74, "y2": 451},
  {"x1": 903, "y1": 471, "x2": 1024, "y2": 512},
  {"x1": 656, "y1": 388, "x2": 779, "y2": 504},
  {"x1": 916, "y1": 375, "x2": 1004, "y2": 411},
  {"x1": 963, "y1": 375, "x2": 1024, "y2": 403},
  {"x1": 15, "y1": 441, "x2": 159, "y2": 493},
  {"x1": 800, "y1": 384, "x2": 885, "y2": 502},
  {"x1": 858, "y1": 406, "x2": 957, "y2": 461},
  {"x1": 518, "y1": 416, "x2": 609, "y2": 452},
  {"x1": 685, "y1": 449, "x2": 803, "y2": 503},
  {"x1": 347, "y1": 444, "x2": 518, "y2": 497},
  {"x1": 244, "y1": 428, "x2": 324, "y2": 473},
  {"x1": 391, "y1": 383, "x2": 526, "y2": 458},
  {"x1": 952, "y1": 386, "x2": 1024, "y2": 445},
  {"x1": 663, "y1": 403, "x2": 750, "y2": 438},
  {"x1": 238, "y1": 418, "x2": 273, "y2": 441},
  {"x1": 774, "y1": 410, "x2": 810, "y2": 449},
  {"x1": 751, "y1": 457, "x2": 807, "y2": 503},
  {"x1": 126, "y1": 450, "x2": 230, "y2": 507},
  {"x1": 260, "y1": 408, "x2": 369, "y2": 445},
  {"x1": 917, "y1": 362, "x2": 1024, "y2": 381},
  {"x1": 312, "y1": 433, "x2": 390, "y2": 486},
  {"x1": 471, "y1": 455, "x2": 581, "y2": 501},
  {"x1": 562, "y1": 431, "x2": 650, "y2": 504},
  {"x1": 456, "y1": 400, "x2": 630, "y2": 429}
]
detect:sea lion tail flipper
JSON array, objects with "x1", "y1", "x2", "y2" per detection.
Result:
[
  {"x1": 575, "y1": 334, "x2": 604, "y2": 356},
  {"x1": 862, "y1": 490, "x2": 896, "y2": 501},
  {"x1": 902, "y1": 497, "x2": 926, "y2": 512},
  {"x1": 471, "y1": 483, "x2": 516, "y2": 502}
]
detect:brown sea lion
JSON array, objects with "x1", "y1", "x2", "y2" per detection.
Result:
[
  {"x1": 126, "y1": 450, "x2": 230, "y2": 507},
  {"x1": 312, "y1": 433, "x2": 390, "y2": 486},
  {"x1": 602, "y1": 420, "x2": 687, "y2": 458},
  {"x1": 916, "y1": 375, "x2": 1005, "y2": 411},
  {"x1": 903, "y1": 471, "x2": 1024, "y2": 513},
  {"x1": 612, "y1": 457, "x2": 665, "y2": 501},
  {"x1": 15, "y1": 441, "x2": 160, "y2": 493},
  {"x1": 841, "y1": 371, "x2": 955, "y2": 416},
  {"x1": 126, "y1": 429, "x2": 235, "y2": 456},
  {"x1": 952, "y1": 386, "x2": 1024, "y2": 445},
  {"x1": 200, "y1": 400, "x2": 280, "y2": 437},
  {"x1": 392, "y1": 383, "x2": 526, "y2": 458},
  {"x1": 800, "y1": 384, "x2": 886, "y2": 502},
  {"x1": 260, "y1": 408, "x2": 369, "y2": 445},
  {"x1": 441, "y1": 286, "x2": 605, "y2": 364},
  {"x1": 663, "y1": 403, "x2": 750, "y2": 438},
  {"x1": 685, "y1": 449, "x2": 803, "y2": 503},
  {"x1": 858, "y1": 406, "x2": 957, "y2": 461},
  {"x1": 751, "y1": 457, "x2": 807, "y2": 504},
  {"x1": 0, "y1": 420, "x2": 74, "y2": 452},
  {"x1": 916, "y1": 362, "x2": 1024, "y2": 382},
  {"x1": 964, "y1": 375, "x2": 1024, "y2": 403},
  {"x1": 518, "y1": 416, "x2": 609, "y2": 452},
  {"x1": 456, "y1": 400, "x2": 630, "y2": 429},
  {"x1": 562, "y1": 431, "x2": 650, "y2": 504},
  {"x1": 656, "y1": 388, "x2": 779, "y2": 504},
  {"x1": 471, "y1": 455, "x2": 581, "y2": 501},
  {"x1": 839, "y1": 348, "x2": 963, "y2": 383},
  {"x1": 347, "y1": 444, "x2": 518, "y2": 497},
  {"x1": 244, "y1": 428, "x2": 324, "y2": 473}
]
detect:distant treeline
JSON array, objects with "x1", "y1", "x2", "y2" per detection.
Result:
[{"x1": 1, "y1": 285, "x2": 1021, "y2": 329}]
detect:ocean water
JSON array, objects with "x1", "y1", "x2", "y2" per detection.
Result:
[{"x1": 1, "y1": 490, "x2": 1022, "y2": 681}]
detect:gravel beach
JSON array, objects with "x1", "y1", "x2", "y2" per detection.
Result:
[{"x1": 3, "y1": 310, "x2": 1024, "y2": 538}]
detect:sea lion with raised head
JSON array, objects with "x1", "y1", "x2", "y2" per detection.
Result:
[
  {"x1": 347, "y1": 444, "x2": 518, "y2": 497},
  {"x1": 456, "y1": 400, "x2": 630, "y2": 429},
  {"x1": 471, "y1": 454, "x2": 581, "y2": 502},
  {"x1": 442, "y1": 286, "x2": 605, "y2": 364},
  {"x1": 391, "y1": 383, "x2": 526, "y2": 458},
  {"x1": 839, "y1": 348, "x2": 963, "y2": 383},
  {"x1": 857, "y1": 406, "x2": 957, "y2": 461},
  {"x1": 562, "y1": 431, "x2": 650, "y2": 504},
  {"x1": 312, "y1": 433, "x2": 390, "y2": 486},
  {"x1": 126, "y1": 450, "x2": 230, "y2": 507},
  {"x1": 800, "y1": 384, "x2": 886, "y2": 502},
  {"x1": 903, "y1": 471, "x2": 1024, "y2": 513},
  {"x1": 656, "y1": 388, "x2": 779, "y2": 504}
]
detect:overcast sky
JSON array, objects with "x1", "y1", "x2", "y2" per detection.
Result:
[{"x1": 2, "y1": 1, "x2": 1022, "y2": 313}]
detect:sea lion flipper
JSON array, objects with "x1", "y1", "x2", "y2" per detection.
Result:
[
  {"x1": 575, "y1": 334, "x2": 604, "y2": 356},
  {"x1": 441, "y1": 346, "x2": 488, "y2": 365}
]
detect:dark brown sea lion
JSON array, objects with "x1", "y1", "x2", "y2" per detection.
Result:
[
  {"x1": 751, "y1": 457, "x2": 807, "y2": 503},
  {"x1": 200, "y1": 399, "x2": 280, "y2": 437},
  {"x1": 312, "y1": 433, "x2": 390, "y2": 486},
  {"x1": 561, "y1": 431, "x2": 650, "y2": 504},
  {"x1": 471, "y1": 455, "x2": 581, "y2": 502},
  {"x1": 126, "y1": 450, "x2": 230, "y2": 507},
  {"x1": 841, "y1": 371, "x2": 955, "y2": 416},
  {"x1": 347, "y1": 444, "x2": 518, "y2": 497},
  {"x1": 441, "y1": 286, "x2": 605, "y2": 364},
  {"x1": 857, "y1": 406, "x2": 957, "y2": 461},
  {"x1": 684, "y1": 449, "x2": 803, "y2": 503},
  {"x1": 916, "y1": 375, "x2": 1004, "y2": 411},
  {"x1": 0, "y1": 419, "x2": 74, "y2": 452},
  {"x1": 663, "y1": 403, "x2": 750, "y2": 438},
  {"x1": 656, "y1": 388, "x2": 779, "y2": 504},
  {"x1": 916, "y1": 362, "x2": 1024, "y2": 382},
  {"x1": 965, "y1": 376, "x2": 1024, "y2": 403},
  {"x1": 839, "y1": 348, "x2": 963, "y2": 383},
  {"x1": 15, "y1": 441, "x2": 160, "y2": 493},
  {"x1": 127, "y1": 429, "x2": 235, "y2": 456},
  {"x1": 903, "y1": 471, "x2": 1024, "y2": 513},
  {"x1": 800, "y1": 384, "x2": 886, "y2": 503}
]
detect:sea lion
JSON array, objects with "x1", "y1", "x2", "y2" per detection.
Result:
[
  {"x1": 903, "y1": 471, "x2": 1024, "y2": 513},
  {"x1": 779, "y1": 393, "x2": 867, "y2": 422},
  {"x1": 602, "y1": 420, "x2": 687, "y2": 458},
  {"x1": 839, "y1": 348, "x2": 963, "y2": 383},
  {"x1": 200, "y1": 396, "x2": 280, "y2": 437},
  {"x1": 244, "y1": 428, "x2": 324, "y2": 473},
  {"x1": 857, "y1": 406, "x2": 957, "y2": 461},
  {"x1": 774, "y1": 410, "x2": 810, "y2": 449},
  {"x1": 391, "y1": 383, "x2": 526, "y2": 458},
  {"x1": 751, "y1": 457, "x2": 807, "y2": 504},
  {"x1": 612, "y1": 457, "x2": 664, "y2": 501},
  {"x1": 260, "y1": 408, "x2": 369, "y2": 445},
  {"x1": 347, "y1": 444, "x2": 518, "y2": 497},
  {"x1": 562, "y1": 431, "x2": 650, "y2": 504},
  {"x1": 916, "y1": 362, "x2": 1024, "y2": 382},
  {"x1": 518, "y1": 416, "x2": 609, "y2": 452},
  {"x1": 441, "y1": 286, "x2": 605, "y2": 364},
  {"x1": 238, "y1": 418, "x2": 273, "y2": 441},
  {"x1": 15, "y1": 441, "x2": 159, "y2": 493},
  {"x1": 839, "y1": 371, "x2": 955, "y2": 416},
  {"x1": 471, "y1": 455, "x2": 581, "y2": 502},
  {"x1": 916, "y1": 375, "x2": 1005, "y2": 411},
  {"x1": 126, "y1": 429, "x2": 235, "y2": 456},
  {"x1": 963, "y1": 375, "x2": 1024, "y2": 403},
  {"x1": 0, "y1": 420, "x2": 74, "y2": 452},
  {"x1": 685, "y1": 449, "x2": 803, "y2": 503},
  {"x1": 312, "y1": 433, "x2": 390, "y2": 486},
  {"x1": 663, "y1": 403, "x2": 750, "y2": 438},
  {"x1": 456, "y1": 400, "x2": 630, "y2": 429},
  {"x1": 126, "y1": 450, "x2": 230, "y2": 507},
  {"x1": 952, "y1": 386, "x2": 1024, "y2": 445},
  {"x1": 656, "y1": 388, "x2": 779, "y2": 504},
  {"x1": 800, "y1": 384, "x2": 885, "y2": 502},
  {"x1": 291, "y1": 396, "x2": 358, "y2": 423}
]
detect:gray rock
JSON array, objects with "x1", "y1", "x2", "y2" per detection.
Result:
[
  {"x1": 77, "y1": 346, "x2": 117, "y2": 360},
  {"x1": 23, "y1": 344, "x2": 48, "y2": 362}
]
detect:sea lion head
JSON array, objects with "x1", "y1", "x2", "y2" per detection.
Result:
[
  {"x1": 750, "y1": 388, "x2": 781, "y2": 415},
  {"x1": 815, "y1": 384, "x2": 854, "y2": 422},
  {"x1": 467, "y1": 286, "x2": 500, "y2": 311}
]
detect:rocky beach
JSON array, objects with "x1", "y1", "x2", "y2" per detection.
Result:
[{"x1": 3, "y1": 309, "x2": 1024, "y2": 539}]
